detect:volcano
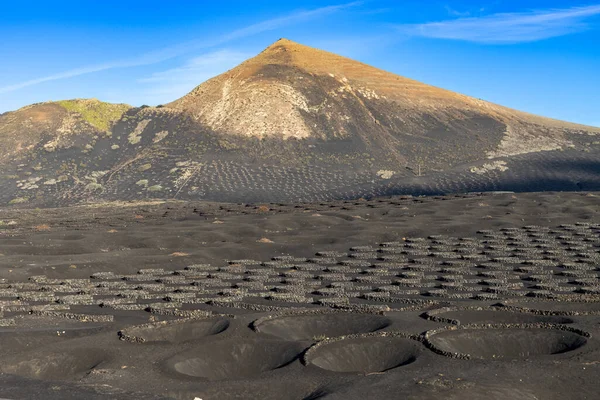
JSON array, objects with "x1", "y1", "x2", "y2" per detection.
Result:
[{"x1": 1, "y1": 39, "x2": 599, "y2": 207}]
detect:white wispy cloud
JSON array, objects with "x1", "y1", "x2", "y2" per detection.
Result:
[
  {"x1": 136, "y1": 49, "x2": 249, "y2": 103},
  {"x1": 138, "y1": 50, "x2": 248, "y2": 84},
  {"x1": 0, "y1": 1, "x2": 361, "y2": 94},
  {"x1": 220, "y1": 1, "x2": 363, "y2": 42},
  {"x1": 444, "y1": 5, "x2": 471, "y2": 17},
  {"x1": 401, "y1": 4, "x2": 600, "y2": 44}
]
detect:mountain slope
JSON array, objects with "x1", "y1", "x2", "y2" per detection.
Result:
[
  {"x1": 168, "y1": 39, "x2": 598, "y2": 161},
  {"x1": 0, "y1": 99, "x2": 131, "y2": 161},
  {"x1": 0, "y1": 39, "x2": 599, "y2": 207}
]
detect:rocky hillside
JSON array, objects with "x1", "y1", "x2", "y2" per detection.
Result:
[
  {"x1": 1, "y1": 39, "x2": 599, "y2": 207},
  {"x1": 169, "y1": 39, "x2": 599, "y2": 162}
]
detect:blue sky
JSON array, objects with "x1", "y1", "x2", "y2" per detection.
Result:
[{"x1": 1, "y1": 1, "x2": 599, "y2": 127}]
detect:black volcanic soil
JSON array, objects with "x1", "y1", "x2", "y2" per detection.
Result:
[{"x1": 0, "y1": 191, "x2": 599, "y2": 399}]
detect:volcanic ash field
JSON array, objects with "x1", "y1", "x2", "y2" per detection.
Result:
[{"x1": 0, "y1": 192, "x2": 598, "y2": 399}]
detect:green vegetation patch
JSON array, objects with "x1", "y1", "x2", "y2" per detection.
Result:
[
  {"x1": 138, "y1": 163, "x2": 152, "y2": 172},
  {"x1": 57, "y1": 99, "x2": 131, "y2": 132},
  {"x1": 147, "y1": 185, "x2": 163, "y2": 192},
  {"x1": 85, "y1": 182, "x2": 104, "y2": 192},
  {"x1": 8, "y1": 197, "x2": 29, "y2": 205}
]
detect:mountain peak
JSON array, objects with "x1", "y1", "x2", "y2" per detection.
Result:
[
  {"x1": 1, "y1": 40, "x2": 599, "y2": 206},
  {"x1": 269, "y1": 37, "x2": 296, "y2": 46},
  {"x1": 167, "y1": 39, "x2": 474, "y2": 140},
  {"x1": 263, "y1": 38, "x2": 308, "y2": 52},
  {"x1": 167, "y1": 39, "x2": 599, "y2": 145},
  {"x1": 251, "y1": 38, "x2": 374, "y2": 75}
]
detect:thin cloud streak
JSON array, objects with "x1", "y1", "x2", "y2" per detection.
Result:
[
  {"x1": 400, "y1": 4, "x2": 600, "y2": 44},
  {"x1": 444, "y1": 6, "x2": 471, "y2": 17},
  {"x1": 138, "y1": 50, "x2": 249, "y2": 84},
  {"x1": 0, "y1": 1, "x2": 361, "y2": 94},
  {"x1": 221, "y1": 1, "x2": 363, "y2": 42},
  {"x1": 136, "y1": 49, "x2": 249, "y2": 103}
]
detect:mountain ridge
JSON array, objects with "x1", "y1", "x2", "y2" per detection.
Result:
[
  {"x1": 167, "y1": 38, "x2": 598, "y2": 159},
  {"x1": 0, "y1": 38, "x2": 599, "y2": 207}
]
